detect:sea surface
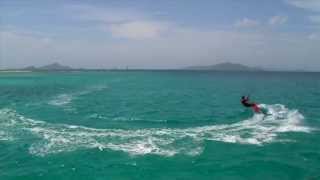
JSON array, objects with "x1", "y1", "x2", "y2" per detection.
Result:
[{"x1": 0, "y1": 71, "x2": 319, "y2": 180}]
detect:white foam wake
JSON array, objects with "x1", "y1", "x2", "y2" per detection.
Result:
[
  {"x1": 48, "y1": 94, "x2": 73, "y2": 106},
  {"x1": 0, "y1": 104, "x2": 312, "y2": 157},
  {"x1": 48, "y1": 84, "x2": 108, "y2": 106}
]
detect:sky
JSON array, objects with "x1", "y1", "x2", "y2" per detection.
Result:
[{"x1": 0, "y1": 0, "x2": 320, "y2": 70}]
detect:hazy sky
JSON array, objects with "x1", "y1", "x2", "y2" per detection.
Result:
[{"x1": 1, "y1": 0, "x2": 320, "y2": 70}]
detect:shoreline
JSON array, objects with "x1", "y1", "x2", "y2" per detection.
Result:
[
  {"x1": 0, "y1": 70, "x2": 33, "y2": 73},
  {"x1": 0, "y1": 69, "x2": 319, "y2": 73}
]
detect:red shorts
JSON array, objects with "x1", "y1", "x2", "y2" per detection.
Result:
[{"x1": 252, "y1": 104, "x2": 261, "y2": 113}]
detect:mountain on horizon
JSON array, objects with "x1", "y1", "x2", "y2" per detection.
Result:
[
  {"x1": 23, "y1": 63, "x2": 72, "y2": 71},
  {"x1": 185, "y1": 62, "x2": 263, "y2": 71}
]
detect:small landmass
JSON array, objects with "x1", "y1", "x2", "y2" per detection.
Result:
[
  {"x1": 22, "y1": 63, "x2": 72, "y2": 71},
  {"x1": 185, "y1": 62, "x2": 263, "y2": 71}
]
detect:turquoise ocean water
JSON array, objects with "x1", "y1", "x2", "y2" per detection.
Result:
[{"x1": 0, "y1": 71, "x2": 319, "y2": 179}]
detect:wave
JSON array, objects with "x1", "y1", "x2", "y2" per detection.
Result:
[
  {"x1": 88, "y1": 114, "x2": 168, "y2": 123},
  {"x1": 48, "y1": 84, "x2": 108, "y2": 106},
  {"x1": 0, "y1": 104, "x2": 313, "y2": 157},
  {"x1": 48, "y1": 93, "x2": 73, "y2": 106}
]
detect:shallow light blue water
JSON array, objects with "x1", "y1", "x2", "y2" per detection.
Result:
[{"x1": 0, "y1": 71, "x2": 319, "y2": 179}]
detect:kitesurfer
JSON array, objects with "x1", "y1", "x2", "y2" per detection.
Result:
[{"x1": 241, "y1": 96, "x2": 262, "y2": 113}]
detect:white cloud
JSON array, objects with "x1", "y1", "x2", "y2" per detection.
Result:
[
  {"x1": 0, "y1": 31, "x2": 56, "y2": 68},
  {"x1": 285, "y1": 0, "x2": 320, "y2": 12},
  {"x1": 65, "y1": 4, "x2": 140, "y2": 23},
  {"x1": 309, "y1": 15, "x2": 320, "y2": 23},
  {"x1": 308, "y1": 33, "x2": 319, "y2": 40},
  {"x1": 269, "y1": 15, "x2": 288, "y2": 25},
  {"x1": 234, "y1": 18, "x2": 259, "y2": 28},
  {"x1": 65, "y1": 4, "x2": 172, "y2": 39},
  {"x1": 108, "y1": 21, "x2": 170, "y2": 39},
  {"x1": 285, "y1": 0, "x2": 320, "y2": 24}
]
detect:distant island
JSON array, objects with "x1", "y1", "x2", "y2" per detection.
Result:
[
  {"x1": 23, "y1": 63, "x2": 72, "y2": 71},
  {"x1": 185, "y1": 62, "x2": 263, "y2": 71}
]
